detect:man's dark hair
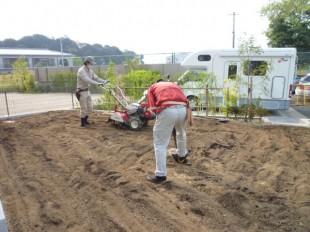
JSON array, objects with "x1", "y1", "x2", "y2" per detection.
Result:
[{"x1": 156, "y1": 79, "x2": 164, "y2": 83}]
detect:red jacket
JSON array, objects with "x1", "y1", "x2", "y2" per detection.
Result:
[{"x1": 148, "y1": 82, "x2": 188, "y2": 114}]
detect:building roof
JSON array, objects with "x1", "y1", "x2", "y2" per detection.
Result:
[{"x1": 0, "y1": 48, "x2": 72, "y2": 57}]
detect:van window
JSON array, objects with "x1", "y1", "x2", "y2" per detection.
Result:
[
  {"x1": 228, "y1": 65, "x2": 237, "y2": 79},
  {"x1": 243, "y1": 61, "x2": 267, "y2": 76},
  {"x1": 198, "y1": 55, "x2": 211, "y2": 61}
]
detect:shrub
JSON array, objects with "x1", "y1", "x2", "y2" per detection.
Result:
[
  {"x1": 255, "y1": 106, "x2": 270, "y2": 120},
  {"x1": 93, "y1": 65, "x2": 162, "y2": 110},
  {"x1": 50, "y1": 73, "x2": 76, "y2": 92},
  {"x1": 11, "y1": 56, "x2": 36, "y2": 92},
  {"x1": 121, "y1": 70, "x2": 162, "y2": 99}
]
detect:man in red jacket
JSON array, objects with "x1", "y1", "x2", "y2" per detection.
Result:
[{"x1": 147, "y1": 80, "x2": 190, "y2": 183}]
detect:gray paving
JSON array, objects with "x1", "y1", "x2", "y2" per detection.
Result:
[
  {"x1": 0, "y1": 201, "x2": 8, "y2": 232},
  {"x1": 292, "y1": 106, "x2": 310, "y2": 118},
  {"x1": 263, "y1": 106, "x2": 310, "y2": 127}
]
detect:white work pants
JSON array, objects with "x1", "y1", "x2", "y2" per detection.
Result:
[
  {"x1": 153, "y1": 105, "x2": 188, "y2": 177},
  {"x1": 79, "y1": 91, "x2": 93, "y2": 118}
]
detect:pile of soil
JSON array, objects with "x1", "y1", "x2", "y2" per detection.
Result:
[{"x1": 0, "y1": 110, "x2": 309, "y2": 232}]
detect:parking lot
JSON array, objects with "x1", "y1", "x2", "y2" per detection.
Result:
[{"x1": 263, "y1": 105, "x2": 310, "y2": 127}]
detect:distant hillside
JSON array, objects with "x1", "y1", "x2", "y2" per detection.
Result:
[{"x1": 0, "y1": 34, "x2": 136, "y2": 64}]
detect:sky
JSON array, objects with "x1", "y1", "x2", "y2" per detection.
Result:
[{"x1": 0, "y1": 0, "x2": 272, "y2": 55}]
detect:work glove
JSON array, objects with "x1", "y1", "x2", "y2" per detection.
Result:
[{"x1": 98, "y1": 80, "x2": 110, "y2": 87}]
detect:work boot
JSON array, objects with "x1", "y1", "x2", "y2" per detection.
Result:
[
  {"x1": 81, "y1": 117, "x2": 89, "y2": 128},
  {"x1": 171, "y1": 152, "x2": 189, "y2": 164},
  {"x1": 147, "y1": 175, "x2": 166, "y2": 183},
  {"x1": 85, "y1": 116, "x2": 90, "y2": 125}
]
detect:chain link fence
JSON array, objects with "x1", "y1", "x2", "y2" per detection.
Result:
[
  {"x1": 1, "y1": 84, "x2": 309, "y2": 119},
  {"x1": 1, "y1": 51, "x2": 310, "y2": 118},
  {"x1": 0, "y1": 85, "x2": 213, "y2": 119},
  {"x1": 0, "y1": 82, "x2": 125, "y2": 118}
]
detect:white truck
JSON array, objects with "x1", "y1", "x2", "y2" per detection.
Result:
[{"x1": 179, "y1": 48, "x2": 297, "y2": 110}]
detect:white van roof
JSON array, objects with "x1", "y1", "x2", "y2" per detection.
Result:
[{"x1": 181, "y1": 48, "x2": 297, "y2": 68}]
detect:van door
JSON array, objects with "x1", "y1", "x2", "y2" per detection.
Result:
[
  {"x1": 223, "y1": 61, "x2": 243, "y2": 106},
  {"x1": 271, "y1": 76, "x2": 285, "y2": 99}
]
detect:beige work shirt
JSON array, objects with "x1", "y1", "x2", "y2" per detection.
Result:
[{"x1": 77, "y1": 65, "x2": 104, "y2": 89}]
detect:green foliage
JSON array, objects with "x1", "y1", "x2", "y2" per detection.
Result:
[
  {"x1": 105, "y1": 62, "x2": 118, "y2": 81},
  {"x1": 221, "y1": 79, "x2": 239, "y2": 117},
  {"x1": 73, "y1": 57, "x2": 83, "y2": 66},
  {"x1": 178, "y1": 70, "x2": 218, "y2": 114},
  {"x1": 94, "y1": 66, "x2": 162, "y2": 110},
  {"x1": 261, "y1": 0, "x2": 310, "y2": 51},
  {"x1": 103, "y1": 62, "x2": 119, "y2": 109},
  {"x1": 11, "y1": 56, "x2": 36, "y2": 92},
  {"x1": 0, "y1": 74, "x2": 16, "y2": 92},
  {"x1": 204, "y1": 72, "x2": 218, "y2": 115},
  {"x1": 239, "y1": 36, "x2": 263, "y2": 57},
  {"x1": 50, "y1": 73, "x2": 76, "y2": 92},
  {"x1": 237, "y1": 102, "x2": 270, "y2": 121},
  {"x1": 36, "y1": 82, "x2": 52, "y2": 92},
  {"x1": 255, "y1": 105, "x2": 270, "y2": 120},
  {"x1": 94, "y1": 62, "x2": 121, "y2": 110},
  {"x1": 238, "y1": 36, "x2": 272, "y2": 121},
  {"x1": 121, "y1": 69, "x2": 162, "y2": 99},
  {"x1": 297, "y1": 52, "x2": 310, "y2": 70}
]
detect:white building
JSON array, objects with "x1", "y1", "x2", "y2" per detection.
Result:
[{"x1": 0, "y1": 48, "x2": 73, "y2": 73}]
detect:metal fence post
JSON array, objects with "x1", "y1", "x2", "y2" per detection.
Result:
[
  {"x1": 36, "y1": 68, "x2": 39, "y2": 82},
  {"x1": 71, "y1": 67, "x2": 75, "y2": 109},
  {"x1": 45, "y1": 67, "x2": 49, "y2": 82},
  {"x1": 206, "y1": 84, "x2": 209, "y2": 117},
  {"x1": 4, "y1": 92, "x2": 10, "y2": 117}
]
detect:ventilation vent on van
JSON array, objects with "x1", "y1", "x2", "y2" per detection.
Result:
[{"x1": 198, "y1": 55, "x2": 211, "y2": 61}]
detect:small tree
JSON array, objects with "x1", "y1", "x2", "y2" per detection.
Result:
[
  {"x1": 238, "y1": 37, "x2": 272, "y2": 121},
  {"x1": 11, "y1": 56, "x2": 36, "y2": 92},
  {"x1": 94, "y1": 62, "x2": 119, "y2": 110}
]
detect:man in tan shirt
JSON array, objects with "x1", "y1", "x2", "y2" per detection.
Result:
[{"x1": 76, "y1": 56, "x2": 107, "y2": 127}]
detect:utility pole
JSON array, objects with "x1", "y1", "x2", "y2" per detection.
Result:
[
  {"x1": 229, "y1": 12, "x2": 239, "y2": 48},
  {"x1": 60, "y1": 37, "x2": 64, "y2": 67}
]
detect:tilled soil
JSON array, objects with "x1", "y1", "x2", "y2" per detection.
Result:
[{"x1": 0, "y1": 110, "x2": 309, "y2": 232}]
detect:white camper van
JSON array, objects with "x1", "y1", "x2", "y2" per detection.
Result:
[{"x1": 179, "y1": 48, "x2": 297, "y2": 110}]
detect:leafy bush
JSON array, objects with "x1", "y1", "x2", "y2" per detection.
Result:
[
  {"x1": 0, "y1": 74, "x2": 17, "y2": 92},
  {"x1": 36, "y1": 82, "x2": 52, "y2": 92},
  {"x1": 221, "y1": 79, "x2": 239, "y2": 117},
  {"x1": 121, "y1": 70, "x2": 162, "y2": 99},
  {"x1": 11, "y1": 56, "x2": 36, "y2": 92},
  {"x1": 50, "y1": 73, "x2": 76, "y2": 92},
  {"x1": 93, "y1": 62, "x2": 119, "y2": 110},
  {"x1": 94, "y1": 64, "x2": 162, "y2": 110},
  {"x1": 238, "y1": 102, "x2": 270, "y2": 120},
  {"x1": 255, "y1": 106, "x2": 270, "y2": 120}
]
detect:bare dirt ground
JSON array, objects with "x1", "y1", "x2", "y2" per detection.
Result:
[{"x1": 0, "y1": 110, "x2": 309, "y2": 232}]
